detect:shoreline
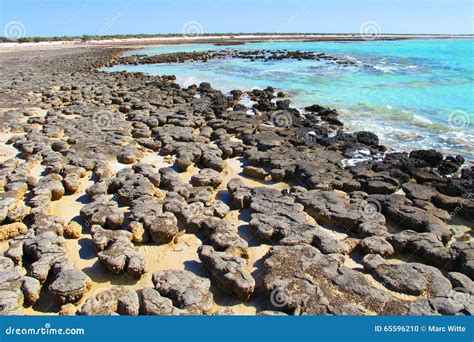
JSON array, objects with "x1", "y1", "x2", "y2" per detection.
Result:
[
  {"x1": 1, "y1": 33, "x2": 473, "y2": 51},
  {"x1": 107, "y1": 45, "x2": 474, "y2": 163},
  {"x1": 0, "y1": 45, "x2": 472, "y2": 316}
]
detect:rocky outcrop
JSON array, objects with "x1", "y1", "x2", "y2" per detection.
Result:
[
  {"x1": 191, "y1": 168, "x2": 223, "y2": 188},
  {"x1": 151, "y1": 269, "x2": 213, "y2": 314},
  {"x1": 7, "y1": 229, "x2": 91, "y2": 305},
  {"x1": 363, "y1": 254, "x2": 452, "y2": 296},
  {"x1": 140, "y1": 288, "x2": 186, "y2": 315},
  {"x1": 263, "y1": 245, "x2": 394, "y2": 315},
  {"x1": 294, "y1": 190, "x2": 385, "y2": 231},
  {"x1": 359, "y1": 236, "x2": 394, "y2": 256},
  {"x1": 79, "y1": 287, "x2": 139, "y2": 315},
  {"x1": 80, "y1": 196, "x2": 124, "y2": 229},
  {"x1": 91, "y1": 225, "x2": 147, "y2": 278},
  {"x1": 387, "y1": 230, "x2": 456, "y2": 269},
  {"x1": 198, "y1": 245, "x2": 255, "y2": 301},
  {"x1": 0, "y1": 257, "x2": 41, "y2": 315},
  {"x1": 0, "y1": 222, "x2": 27, "y2": 241}
]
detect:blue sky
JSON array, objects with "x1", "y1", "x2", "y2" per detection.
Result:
[{"x1": 1, "y1": 0, "x2": 473, "y2": 37}]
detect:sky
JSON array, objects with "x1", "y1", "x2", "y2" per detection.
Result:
[{"x1": 1, "y1": 0, "x2": 473, "y2": 37}]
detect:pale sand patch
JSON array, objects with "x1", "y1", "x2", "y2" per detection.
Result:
[
  {"x1": 317, "y1": 224, "x2": 351, "y2": 240},
  {"x1": 108, "y1": 159, "x2": 129, "y2": 174},
  {"x1": 26, "y1": 107, "x2": 48, "y2": 118},
  {"x1": 24, "y1": 306, "x2": 57, "y2": 316},
  {"x1": 141, "y1": 234, "x2": 201, "y2": 277},
  {"x1": 447, "y1": 216, "x2": 473, "y2": 247},
  {"x1": 0, "y1": 131, "x2": 20, "y2": 163},
  {"x1": 177, "y1": 165, "x2": 200, "y2": 183},
  {"x1": 0, "y1": 240, "x2": 8, "y2": 255},
  {"x1": 109, "y1": 152, "x2": 174, "y2": 175},
  {"x1": 223, "y1": 157, "x2": 289, "y2": 190},
  {"x1": 49, "y1": 174, "x2": 94, "y2": 224},
  {"x1": 139, "y1": 152, "x2": 173, "y2": 169},
  {"x1": 28, "y1": 162, "x2": 45, "y2": 182}
]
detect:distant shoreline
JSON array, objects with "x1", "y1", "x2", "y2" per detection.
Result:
[{"x1": 1, "y1": 33, "x2": 473, "y2": 50}]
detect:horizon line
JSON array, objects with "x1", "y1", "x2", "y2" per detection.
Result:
[{"x1": 2, "y1": 32, "x2": 474, "y2": 40}]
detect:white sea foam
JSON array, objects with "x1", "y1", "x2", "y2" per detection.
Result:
[
  {"x1": 182, "y1": 76, "x2": 199, "y2": 87},
  {"x1": 344, "y1": 55, "x2": 363, "y2": 64},
  {"x1": 413, "y1": 114, "x2": 434, "y2": 125},
  {"x1": 339, "y1": 149, "x2": 384, "y2": 168},
  {"x1": 239, "y1": 94, "x2": 256, "y2": 108},
  {"x1": 373, "y1": 65, "x2": 399, "y2": 73}
]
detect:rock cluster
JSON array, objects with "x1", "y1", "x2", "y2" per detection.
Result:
[
  {"x1": 0, "y1": 45, "x2": 471, "y2": 317},
  {"x1": 116, "y1": 50, "x2": 360, "y2": 68}
]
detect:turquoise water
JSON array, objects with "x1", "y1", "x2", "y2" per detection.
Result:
[{"x1": 106, "y1": 39, "x2": 474, "y2": 160}]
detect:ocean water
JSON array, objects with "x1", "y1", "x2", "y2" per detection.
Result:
[{"x1": 105, "y1": 39, "x2": 474, "y2": 160}]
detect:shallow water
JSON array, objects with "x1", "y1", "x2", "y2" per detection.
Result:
[{"x1": 106, "y1": 39, "x2": 474, "y2": 160}]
